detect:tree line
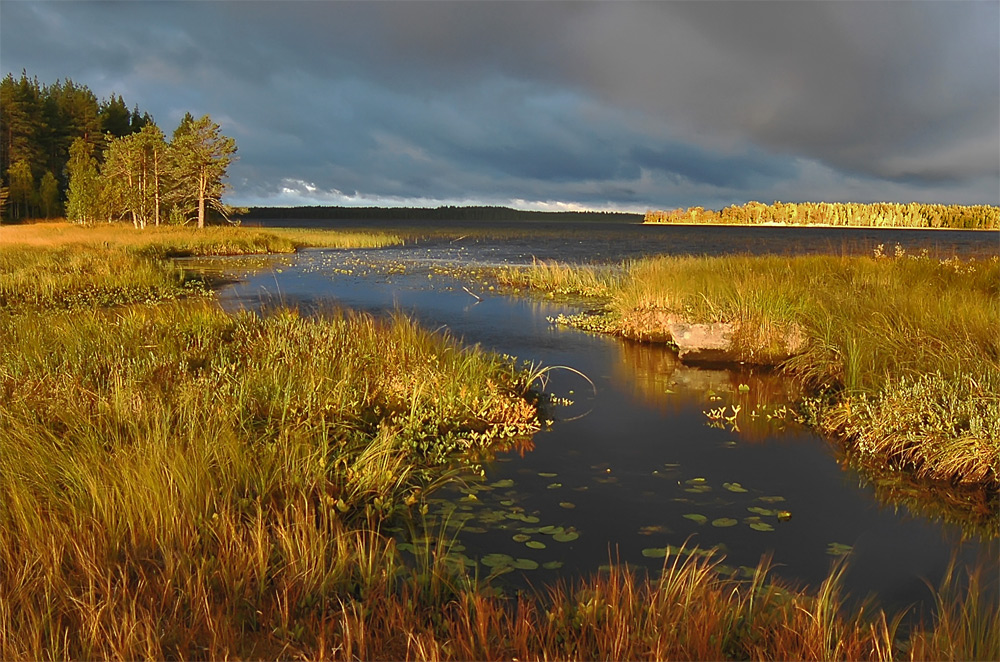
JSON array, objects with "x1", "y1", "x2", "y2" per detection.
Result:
[
  {"x1": 1, "y1": 71, "x2": 237, "y2": 228},
  {"x1": 644, "y1": 201, "x2": 999, "y2": 230},
  {"x1": 246, "y1": 205, "x2": 642, "y2": 224}
]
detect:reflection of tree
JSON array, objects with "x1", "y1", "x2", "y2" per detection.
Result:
[{"x1": 609, "y1": 339, "x2": 803, "y2": 442}]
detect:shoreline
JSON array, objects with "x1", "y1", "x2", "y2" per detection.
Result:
[{"x1": 641, "y1": 220, "x2": 1000, "y2": 231}]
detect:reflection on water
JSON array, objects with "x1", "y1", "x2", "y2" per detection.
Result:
[
  {"x1": 191, "y1": 233, "x2": 997, "y2": 615},
  {"x1": 611, "y1": 340, "x2": 802, "y2": 443}
]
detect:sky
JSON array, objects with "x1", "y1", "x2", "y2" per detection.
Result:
[{"x1": 2, "y1": 0, "x2": 998, "y2": 211}]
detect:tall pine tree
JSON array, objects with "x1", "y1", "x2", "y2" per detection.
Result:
[{"x1": 168, "y1": 114, "x2": 237, "y2": 228}]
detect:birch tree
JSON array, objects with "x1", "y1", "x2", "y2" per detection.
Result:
[{"x1": 65, "y1": 137, "x2": 101, "y2": 224}]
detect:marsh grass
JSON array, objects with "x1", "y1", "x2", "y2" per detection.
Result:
[
  {"x1": 0, "y1": 222, "x2": 403, "y2": 311},
  {"x1": 0, "y1": 302, "x2": 543, "y2": 659},
  {"x1": 497, "y1": 252, "x2": 1000, "y2": 489}
]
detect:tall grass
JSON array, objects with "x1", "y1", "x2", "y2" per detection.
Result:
[{"x1": 0, "y1": 302, "x2": 543, "y2": 659}]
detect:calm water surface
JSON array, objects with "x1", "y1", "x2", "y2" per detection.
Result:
[{"x1": 203, "y1": 224, "x2": 998, "y2": 612}]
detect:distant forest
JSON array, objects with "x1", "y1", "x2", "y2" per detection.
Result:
[
  {"x1": 644, "y1": 201, "x2": 999, "y2": 230},
  {"x1": 245, "y1": 205, "x2": 643, "y2": 224}
]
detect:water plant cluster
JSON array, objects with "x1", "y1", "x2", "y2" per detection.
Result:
[{"x1": 1, "y1": 223, "x2": 997, "y2": 659}]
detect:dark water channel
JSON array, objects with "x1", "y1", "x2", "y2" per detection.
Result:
[{"x1": 202, "y1": 223, "x2": 998, "y2": 614}]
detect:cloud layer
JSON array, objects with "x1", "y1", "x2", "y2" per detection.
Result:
[{"x1": 2, "y1": 1, "x2": 997, "y2": 209}]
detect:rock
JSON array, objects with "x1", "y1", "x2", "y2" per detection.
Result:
[
  {"x1": 614, "y1": 308, "x2": 807, "y2": 366},
  {"x1": 667, "y1": 321, "x2": 739, "y2": 364}
]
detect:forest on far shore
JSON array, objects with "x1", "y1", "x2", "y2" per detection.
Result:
[
  {"x1": 244, "y1": 205, "x2": 642, "y2": 224},
  {"x1": 645, "y1": 201, "x2": 999, "y2": 230}
]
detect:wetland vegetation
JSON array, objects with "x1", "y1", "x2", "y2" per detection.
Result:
[{"x1": 1, "y1": 222, "x2": 997, "y2": 659}]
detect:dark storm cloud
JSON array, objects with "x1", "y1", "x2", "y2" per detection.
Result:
[{"x1": 2, "y1": 0, "x2": 996, "y2": 209}]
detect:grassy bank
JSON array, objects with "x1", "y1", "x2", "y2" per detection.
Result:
[
  {"x1": 1, "y1": 224, "x2": 996, "y2": 659},
  {"x1": 495, "y1": 251, "x2": 1000, "y2": 493},
  {"x1": 0, "y1": 221, "x2": 403, "y2": 310}
]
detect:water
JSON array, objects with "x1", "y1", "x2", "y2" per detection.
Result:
[
  {"x1": 197, "y1": 224, "x2": 998, "y2": 612},
  {"x1": 252, "y1": 217, "x2": 1000, "y2": 261}
]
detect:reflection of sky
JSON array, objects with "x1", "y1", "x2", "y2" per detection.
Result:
[
  {"x1": 3, "y1": 2, "x2": 997, "y2": 209},
  {"x1": 202, "y1": 243, "x2": 995, "y2": 615}
]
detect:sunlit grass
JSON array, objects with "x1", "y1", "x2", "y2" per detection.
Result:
[
  {"x1": 0, "y1": 222, "x2": 403, "y2": 311},
  {"x1": 0, "y1": 220, "x2": 403, "y2": 253}
]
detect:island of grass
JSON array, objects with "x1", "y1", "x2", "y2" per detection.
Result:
[{"x1": 1, "y1": 222, "x2": 996, "y2": 660}]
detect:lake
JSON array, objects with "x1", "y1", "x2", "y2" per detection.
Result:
[{"x1": 199, "y1": 221, "x2": 999, "y2": 614}]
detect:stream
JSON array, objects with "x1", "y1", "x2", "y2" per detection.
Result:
[{"x1": 197, "y1": 223, "x2": 999, "y2": 614}]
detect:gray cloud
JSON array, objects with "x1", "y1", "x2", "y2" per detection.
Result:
[{"x1": 2, "y1": 0, "x2": 996, "y2": 209}]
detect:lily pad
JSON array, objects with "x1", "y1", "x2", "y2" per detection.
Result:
[
  {"x1": 481, "y1": 553, "x2": 514, "y2": 568},
  {"x1": 542, "y1": 561, "x2": 564, "y2": 570},
  {"x1": 749, "y1": 522, "x2": 774, "y2": 532},
  {"x1": 642, "y1": 547, "x2": 668, "y2": 558},
  {"x1": 512, "y1": 534, "x2": 531, "y2": 543},
  {"x1": 685, "y1": 477, "x2": 708, "y2": 485},
  {"x1": 525, "y1": 540, "x2": 547, "y2": 550},
  {"x1": 559, "y1": 501, "x2": 576, "y2": 509},
  {"x1": 711, "y1": 518, "x2": 738, "y2": 528},
  {"x1": 538, "y1": 472, "x2": 558, "y2": 478},
  {"x1": 747, "y1": 506, "x2": 775, "y2": 516},
  {"x1": 490, "y1": 479, "x2": 515, "y2": 488},
  {"x1": 683, "y1": 513, "x2": 708, "y2": 525},
  {"x1": 723, "y1": 482, "x2": 748, "y2": 493},
  {"x1": 512, "y1": 558, "x2": 539, "y2": 570},
  {"x1": 758, "y1": 496, "x2": 786, "y2": 503},
  {"x1": 552, "y1": 530, "x2": 580, "y2": 542},
  {"x1": 546, "y1": 483, "x2": 563, "y2": 489},
  {"x1": 538, "y1": 525, "x2": 561, "y2": 535}
]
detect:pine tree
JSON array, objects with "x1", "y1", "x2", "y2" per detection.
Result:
[{"x1": 167, "y1": 114, "x2": 237, "y2": 228}]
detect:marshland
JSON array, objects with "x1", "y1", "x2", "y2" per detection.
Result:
[{"x1": 2, "y1": 218, "x2": 996, "y2": 660}]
